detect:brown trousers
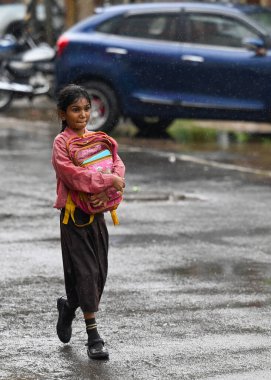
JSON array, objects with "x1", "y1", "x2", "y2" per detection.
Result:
[{"x1": 60, "y1": 208, "x2": 109, "y2": 313}]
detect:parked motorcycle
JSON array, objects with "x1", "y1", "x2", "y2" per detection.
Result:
[{"x1": 0, "y1": 31, "x2": 55, "y2": 111}]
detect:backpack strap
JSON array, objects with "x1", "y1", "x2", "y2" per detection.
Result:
[
  {"x1": 63, "y1": 192, "x2": 120, "y2": 227},
  {"x1": 110, "y1": 209, "x2": 119, "y2": 226},
  {"x1": 63, "y1": 192, "x2": 94, "y2": 227}
]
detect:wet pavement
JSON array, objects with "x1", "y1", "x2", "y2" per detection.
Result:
[{"x1": 1, "y1": 99, "x2": 271, "y2": 379}]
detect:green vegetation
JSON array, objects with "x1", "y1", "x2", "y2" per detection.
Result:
[
  {"x1": 114, "y1": 118, "x2": 271, "y2": 144},
  {"x1": 167, "y1": 120, "x2": 217, "y2": 143},
  {"x1": 168, "y1": 120, "x2": 271, "y2": 144},
  {"x1": 233, "y1": 132, "x2": 250, "y2": 143}
]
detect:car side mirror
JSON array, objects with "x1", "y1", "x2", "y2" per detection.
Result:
[{"x1": 243, "y1": 37, "x2": 267, "y2": 56}]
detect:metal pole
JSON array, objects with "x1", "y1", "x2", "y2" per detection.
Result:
[
  {"x1": 44, "y1": 0, "x2": 54, "y2": 45},
  {"x1": 24, "y1": 0, "x2": 38, "y2": 35}
]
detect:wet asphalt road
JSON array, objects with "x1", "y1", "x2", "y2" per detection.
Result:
[{"x1": 2, "y1": 100, "x2": 271, "y2": 379}]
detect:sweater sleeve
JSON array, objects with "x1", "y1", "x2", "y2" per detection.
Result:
[
  {"x1": 52, "y1": 135, "x2": 115, "y2": 193},
  {"x1": 112, "y1": 154, "x2": 125, "y2": 178}
]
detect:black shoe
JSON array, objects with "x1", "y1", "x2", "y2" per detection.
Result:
[
  {"x1": 86, "y1": 338, "x2": 109, "y2": 360},
  {"x1": 56, "y1": 297, "x2": 76, "y2": 343}
]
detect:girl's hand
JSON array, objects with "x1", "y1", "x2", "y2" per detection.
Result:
[
  {"x1": 116, "y1": 188, "x2": 124, "y2": 196},
  {"x1": 90, "y1": 191, "x2": 109, "y2": 207},
  {"x1": 112, "y1": 175, "x2": 125, "y2": 191}
]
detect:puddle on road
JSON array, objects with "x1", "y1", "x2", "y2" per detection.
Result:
[
  {"x1": 159, "y1": 259, "x2": 271, "y2": 309},
  {"x1": 123, "y1": 192, "x2": 202, "y2": 202},
  {"x1": 200, "y1": 142, "x2": 271, "y2": 173},
  {"x1": 118, "y1": 136, "x2": 271, "y2": 173},
  {"x1": 161, "y1": 259, "x2": 271, "y2": 282}
]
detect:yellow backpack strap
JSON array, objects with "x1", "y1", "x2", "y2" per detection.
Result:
[
  {"x1": 62, "y1": 192, "x2": 75, "y2": 224},
  {"x1": 110, "y1": 209, "x2": 119, "y2": 226},
  {"x1": 63, "y1": 192, "x2": 94, "y2": 227}
]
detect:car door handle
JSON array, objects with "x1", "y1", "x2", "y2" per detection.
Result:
[
  {"x1": 105, "y1": 47, "x2": 128, "y2": 55},
  {"x1": 181, "y1": 55, "x2": 204, "y2": 63}
]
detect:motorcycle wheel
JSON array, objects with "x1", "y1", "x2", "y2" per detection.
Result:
[
  {"x1": 0, "y1": 90, "x2": 13, "y2": 111},
  {"x1": 84, "y1": 81, "x2": 120, "y2": 133}
]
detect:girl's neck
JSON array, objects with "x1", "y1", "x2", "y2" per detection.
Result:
[{"x1": 67, "y1": 126, "x2": 85, "y2": 136}]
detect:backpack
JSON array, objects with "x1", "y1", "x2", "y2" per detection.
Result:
[{"x1": 62, "y1": 131, "x2": 123, "y2": 227}]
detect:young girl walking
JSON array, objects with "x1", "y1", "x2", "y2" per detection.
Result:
[{"x1": 51, "y1": 84, "x2": 125, "y2": 360}]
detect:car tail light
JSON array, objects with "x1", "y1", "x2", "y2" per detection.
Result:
[{"x1": 57, "y1": 36, "x2": 69, "y2": 57}]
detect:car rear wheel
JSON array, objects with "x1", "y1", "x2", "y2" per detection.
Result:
[
  {"x1": 131, "y1": 116, "x2": 173, "y2": 137},
  {"x1": 85, "y1": 81, "x2": 120, "y2": 133}
]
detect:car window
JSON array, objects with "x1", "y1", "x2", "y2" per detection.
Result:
[
  {"x1": 114, "y1": 13, "x2": 181, "y2": 42},
  {"x1": 185, "y1": 13, "x2": 260, "y2": 48},
  {"x1": 96, "y1": 15, "x2": 123, "y2": 34},
  {"x1": 246, "y1": 10, "x2": 271, "y2": 33}
]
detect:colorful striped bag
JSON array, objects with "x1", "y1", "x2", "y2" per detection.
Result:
[{"x1": 63, "y1": 131, "x2": 123, "y2": 227}]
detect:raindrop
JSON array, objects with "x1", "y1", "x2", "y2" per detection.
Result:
[
  {"x1": 132, "y1": 185, "x2": 140, "y2": 192},
  {"x1": 168, "y1": 154, "x2": 176, "y2": 163}
]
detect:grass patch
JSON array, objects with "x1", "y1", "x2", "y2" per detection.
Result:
[
  {"x1": 234, "y1": 132, "x2": 271, "y2": 144},
  {"x1": 168, "y1": 119, "x2": 217, "y2": 143},
  {"x1": 168, "y1": 120, "x2": 271, "y2": 144},
  {"x1": 233, "y1": 132, "x2": 250, "y2": 143},
  {"x1": 114, "y1": 118, "x2": 271, "y2": 145}
]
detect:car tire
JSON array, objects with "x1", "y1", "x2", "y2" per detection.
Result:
[
  {"x1": 84, "y1": 81, "x2": 120, "y2": 133},
  {"x1": 131, "y1": 116, "x2": 173, "y2": 137}
]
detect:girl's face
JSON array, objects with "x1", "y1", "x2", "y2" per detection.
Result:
[{"x1": 60, "y1": 97, "x2": 91, "y2": 135}]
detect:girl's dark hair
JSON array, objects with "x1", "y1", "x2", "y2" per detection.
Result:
[{"x1": 57, "y1": 84, "x2": 91, "y2": 132}]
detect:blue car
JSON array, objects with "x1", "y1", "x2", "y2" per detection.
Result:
[{"x1": 56, "y1": 2, "x2": 271, "y2": 135}]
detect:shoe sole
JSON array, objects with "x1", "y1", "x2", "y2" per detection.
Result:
[
  {"x1": 87, "y1": 348, "x2": 109, "y2": 360},
  {"x1": 56, "y1": 298, "x2": 71, "y2": 344}
]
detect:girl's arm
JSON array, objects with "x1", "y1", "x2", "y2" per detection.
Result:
[
  {"x1": 52, "y1": 136, "x2": 116, "y2": 193},
  {"x1": 112, "y1": 154, "x2": 125, "y2": 178}
]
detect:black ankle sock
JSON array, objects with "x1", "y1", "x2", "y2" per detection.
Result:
[{"x1": 85, "y1": 318, "x2": 100, "y2": 342}]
